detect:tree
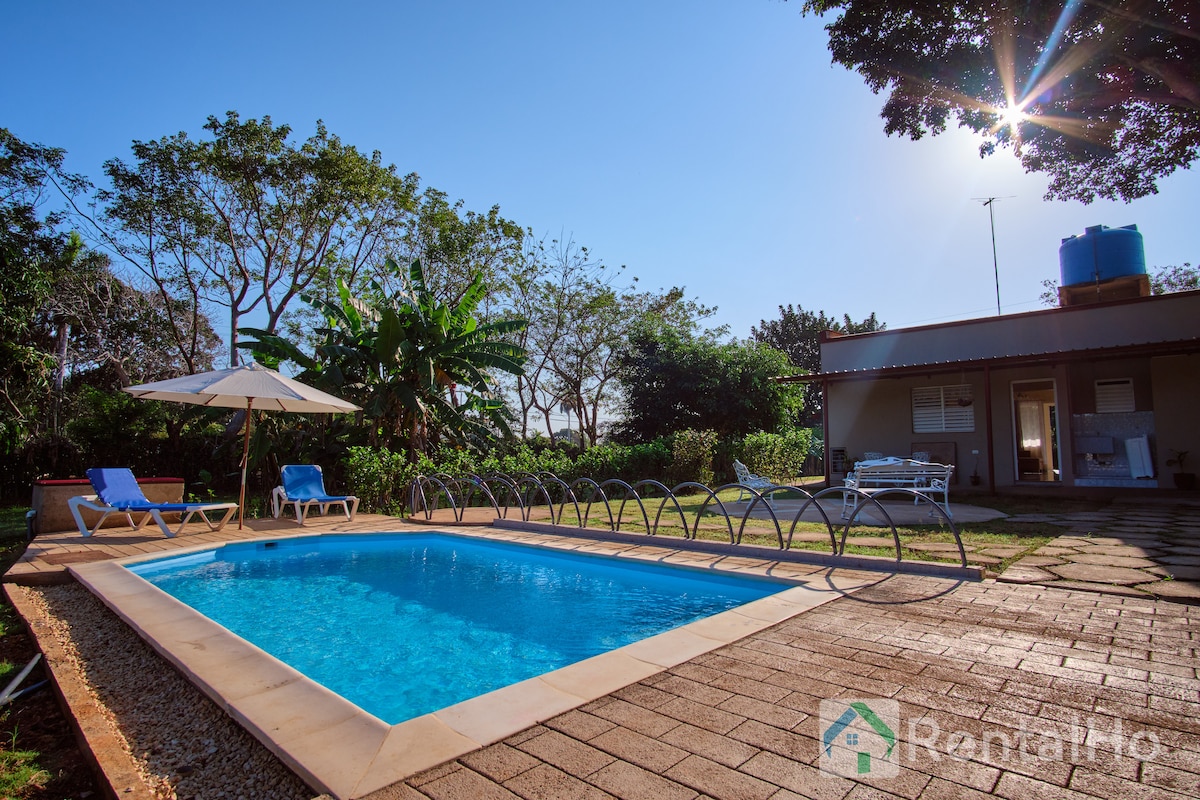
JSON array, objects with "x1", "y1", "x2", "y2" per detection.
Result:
[
  {"x1": 1150, "y1": 262, "x2": 1200, "y2": 294},
  {"x1": 0, "y1": 128, "x2": 86, "y2": 449},
  {"x1": 81, "y1": 112, "x2": 420, "y2": 367},
  {"x1": 800, "y1": 0, "x2": 1200, "y2": 202},
  {"x1": 241, "y1": 258, "x2": 527, "y2": 460},
  {"x1": 500, "y1": 235, "x2": 718, "y2": 448},
  {"x1": 1039, "y1": 262, "x2": 1200, "y2": 304},
  {"x1": 393, "y1": 188, "x2": 525, "y2": 308},
  {"x1": 44, "y1": 239, "x2": 221, "y2": 390},
  {"x1": 751, "y1": 305, "x2": 883, "y2": 424},
  {"x1": 612, "y1": 325, "x2": 803, "y2": 442},
  {"x1": 501, "y1": 236, "x2": 611, "y2": 443},
  {"x1": 1, "y1": 129, "x2": 219, "y2": 494}
]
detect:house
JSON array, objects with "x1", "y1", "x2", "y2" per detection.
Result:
[{"x1": 785, "y1": 287, "x2": 1200, "y2": 493}]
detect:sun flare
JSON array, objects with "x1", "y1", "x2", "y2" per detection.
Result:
[{"x1": 995, "y1": 103, "x2": 1029, "y2": 131}]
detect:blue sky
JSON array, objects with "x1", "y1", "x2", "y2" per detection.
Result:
[{"x1": 6, "y1": 0, "x2": 1197, "y2": 338}]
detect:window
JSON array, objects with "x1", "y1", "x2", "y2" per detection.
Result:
[
  {"x1": 912, "y1": 385, "x2": 975, "y2": 433},
  {"x1": 1095, "y1": 379, "x2": 1134, "y2": 413}
]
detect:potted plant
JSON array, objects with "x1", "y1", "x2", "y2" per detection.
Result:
[{"x1": 1167, "y1": 449, "x2": 1196, "y2": 490}]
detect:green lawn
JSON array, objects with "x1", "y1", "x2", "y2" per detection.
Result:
[{"x1": 532, "y1": 488, "x2": 1098, "y2": 571}]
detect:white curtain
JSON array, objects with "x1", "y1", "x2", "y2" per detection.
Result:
[{"x1": 1018, "y1": 403, "x2": 1043, "y2": 454}]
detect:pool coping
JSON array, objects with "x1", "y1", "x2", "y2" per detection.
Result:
[{"x1": 69, "y1": 527, "x2": 882, "y2": 799}]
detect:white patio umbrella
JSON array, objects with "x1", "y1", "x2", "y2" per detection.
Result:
[{"x1": 124, "y1": 363, "x2": 361, "y2": 528}]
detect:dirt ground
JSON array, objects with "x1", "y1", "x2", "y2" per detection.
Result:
[{"x1": 1, "y1": 592, "x2": 99, "y2": 799}]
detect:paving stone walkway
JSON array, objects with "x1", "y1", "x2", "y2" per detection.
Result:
[
  {"x1": 999, "y1": 500, "x2": 1200, "y2": 602},
  {"x1": 771, "y1": 498, "x2": 1200, "y2": 600},
  {"x1": 382, "y1": 574, "x2": 1200, "y2": 800}
]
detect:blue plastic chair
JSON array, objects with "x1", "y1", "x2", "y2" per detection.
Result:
[
  {"x1": 273, "y1": 465, "x2": 359, "y2": 525},
  {"x1": 68, "y1": 468, "x2": 237, "y2": 538}
]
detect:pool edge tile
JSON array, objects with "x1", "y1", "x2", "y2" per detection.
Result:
[
  {"x1": 538, "y1": 649, "x2": 663, "y2": 700},
  {"x1": 263, "y1": 710, "x2": 391, "y2": 799},
  {"x1": 227, "y1": 674, "x2": 366, "y2": 744},
  {"x1": 72, "y1": 560, "x2": 317, "y2": 708},
  {"x1": 621, "y1": 626, "x2": 730, "y2": 668},
  {"x1": 433, "y1": 677, "x2": 581, "y2": 747},
  {"x1": 679, "y1": 606, "x2": 782, "y2": 642},
  {"x1": 352, "y1": 715, "x2": 480, "y2": 798}
]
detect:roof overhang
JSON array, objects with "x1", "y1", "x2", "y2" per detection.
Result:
[{"x1": 775, "y1": 338, "x2": 1200, "y2": 384}]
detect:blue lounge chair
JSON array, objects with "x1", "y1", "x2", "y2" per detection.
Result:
[
  {"x1": 68, "y1": 468, "x2": 238, "y2": 538},
  {"x1": 272, "y1": 465, "x2": 359, "y2": 525}
]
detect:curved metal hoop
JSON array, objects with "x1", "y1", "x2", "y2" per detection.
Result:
[
  {"x1": 410, "y1": 475, "x2": 458, "y2": 521},
  {"x1": 630, "y1": 480, "x2": 691, "y2": 536},
  {"x1": 705, "y1": 483, "x2": 776, "y2": 545},
  {"x1": 596, "y1": 479, "x2": 652, "y2": 534},
  {"x1": 836, "y1": 486, "x2": 965, "y2": 566},
  {"x1": 802, "y1": 487, "x2": 852, "y2": 553},
  {"x1": 404, "y1": 472, "x2": 965, "y2": 566},
  {"x1": 479, "y1": 472, "x2": 526, "y2": 520},
  {"x1": 568, "y1": 477, "x2": 615, "y2": 530}
]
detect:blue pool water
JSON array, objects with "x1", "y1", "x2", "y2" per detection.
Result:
[{"x1": 128, "y1": 533, "x2": 785, "y2": 724}]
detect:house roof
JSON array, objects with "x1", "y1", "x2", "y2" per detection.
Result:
[{"x1": 777, "y1": 289, "x2": 1200, "y2": 384}]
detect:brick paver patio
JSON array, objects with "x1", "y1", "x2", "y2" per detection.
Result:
[{"x1": 387, "y1": 574, "x2": 1200, "y2": 800}]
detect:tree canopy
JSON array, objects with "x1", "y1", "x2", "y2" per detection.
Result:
[
  {"x1": 1040, "y1": 261, "x2": 1200, "y2": 304},
  {"x1": 801, "y1": 0, "x2": 1200, "y2": 202},
  {"x1": 1, "y1": 128, "x2": 222, "y2": 494},
  {"x1": 241, "y1": 258, "x2": 527, "y2": 460},
  {"x1": 500, "y1": 235, "x2": 718, "y2": 449},
  {"x1": 0, "y1": 128, "x2": 72, "y2": 450},
  {"x1": 612, "y1": 325, "x2": 803, "y2": 442},
  {"x1": 751, "y1": 304, "x2": 883, "y2": 424},
  {"x1": 81, "y1": 112, "x2": 421, "y2": 367}
]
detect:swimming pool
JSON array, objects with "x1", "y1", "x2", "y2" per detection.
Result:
[
  {"x1": 72, "y1": 528, "x2": 867, "y2": 798},
  {"x1": 127, "y1": 533, "x2": 785, "y2": 724}
]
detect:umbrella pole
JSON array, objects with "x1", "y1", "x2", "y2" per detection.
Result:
[{"x1": 239, "y1": 399, "x2": 252, "y2": 529}]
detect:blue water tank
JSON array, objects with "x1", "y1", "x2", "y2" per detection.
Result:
[{"x1": 1059, "y1": 224, "x2": 1146, "y2": 287}]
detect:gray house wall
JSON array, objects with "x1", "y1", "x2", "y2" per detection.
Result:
[
  {"x1": 1152, "y1": 355, "x2": 1200, "y2": 480},
  {"x1": 827, "y1": 374, "x2": 990, "y2": 484},
  {"x1": 821, "y1": 301, "x2": 1200, "y2": 492},
  {"x1": 826, "y1": 358, "x2": 1198, "y2": 490}
]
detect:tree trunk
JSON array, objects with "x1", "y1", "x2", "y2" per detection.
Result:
[
  {"x1": 53, "y1": 320, "x2": 69, "y2": 393},
  {"x1": 229, "y1": 315, "x2": 239, "y2": 367}
]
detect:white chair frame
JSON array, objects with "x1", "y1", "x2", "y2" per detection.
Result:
[
  {"x1": 733, "y1": 460, "x2": 776, "y2": 504},
  {"x1": 67, "y1": 494, "x2": 237, "y2": 538},
  {"x1": 271, "y1": 486, "x2": 359, "y2": 525}
]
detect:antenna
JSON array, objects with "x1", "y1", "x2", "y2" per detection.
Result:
[{"x1": 972, "y1": 196, "x2": 1015, "y2": 315}]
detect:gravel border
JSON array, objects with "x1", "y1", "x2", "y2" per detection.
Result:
[{"x1": 13, "y1": 583, "x2": 326, "y2": 800}]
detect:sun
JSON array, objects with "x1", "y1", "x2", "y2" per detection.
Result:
[{"x1": 995, "y1": 102, "x2": 1029, "y2": 131}]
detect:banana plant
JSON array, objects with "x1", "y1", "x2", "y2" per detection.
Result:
[{"x1": 240, "y1": 258, "x2": 527, "y2": 459}]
